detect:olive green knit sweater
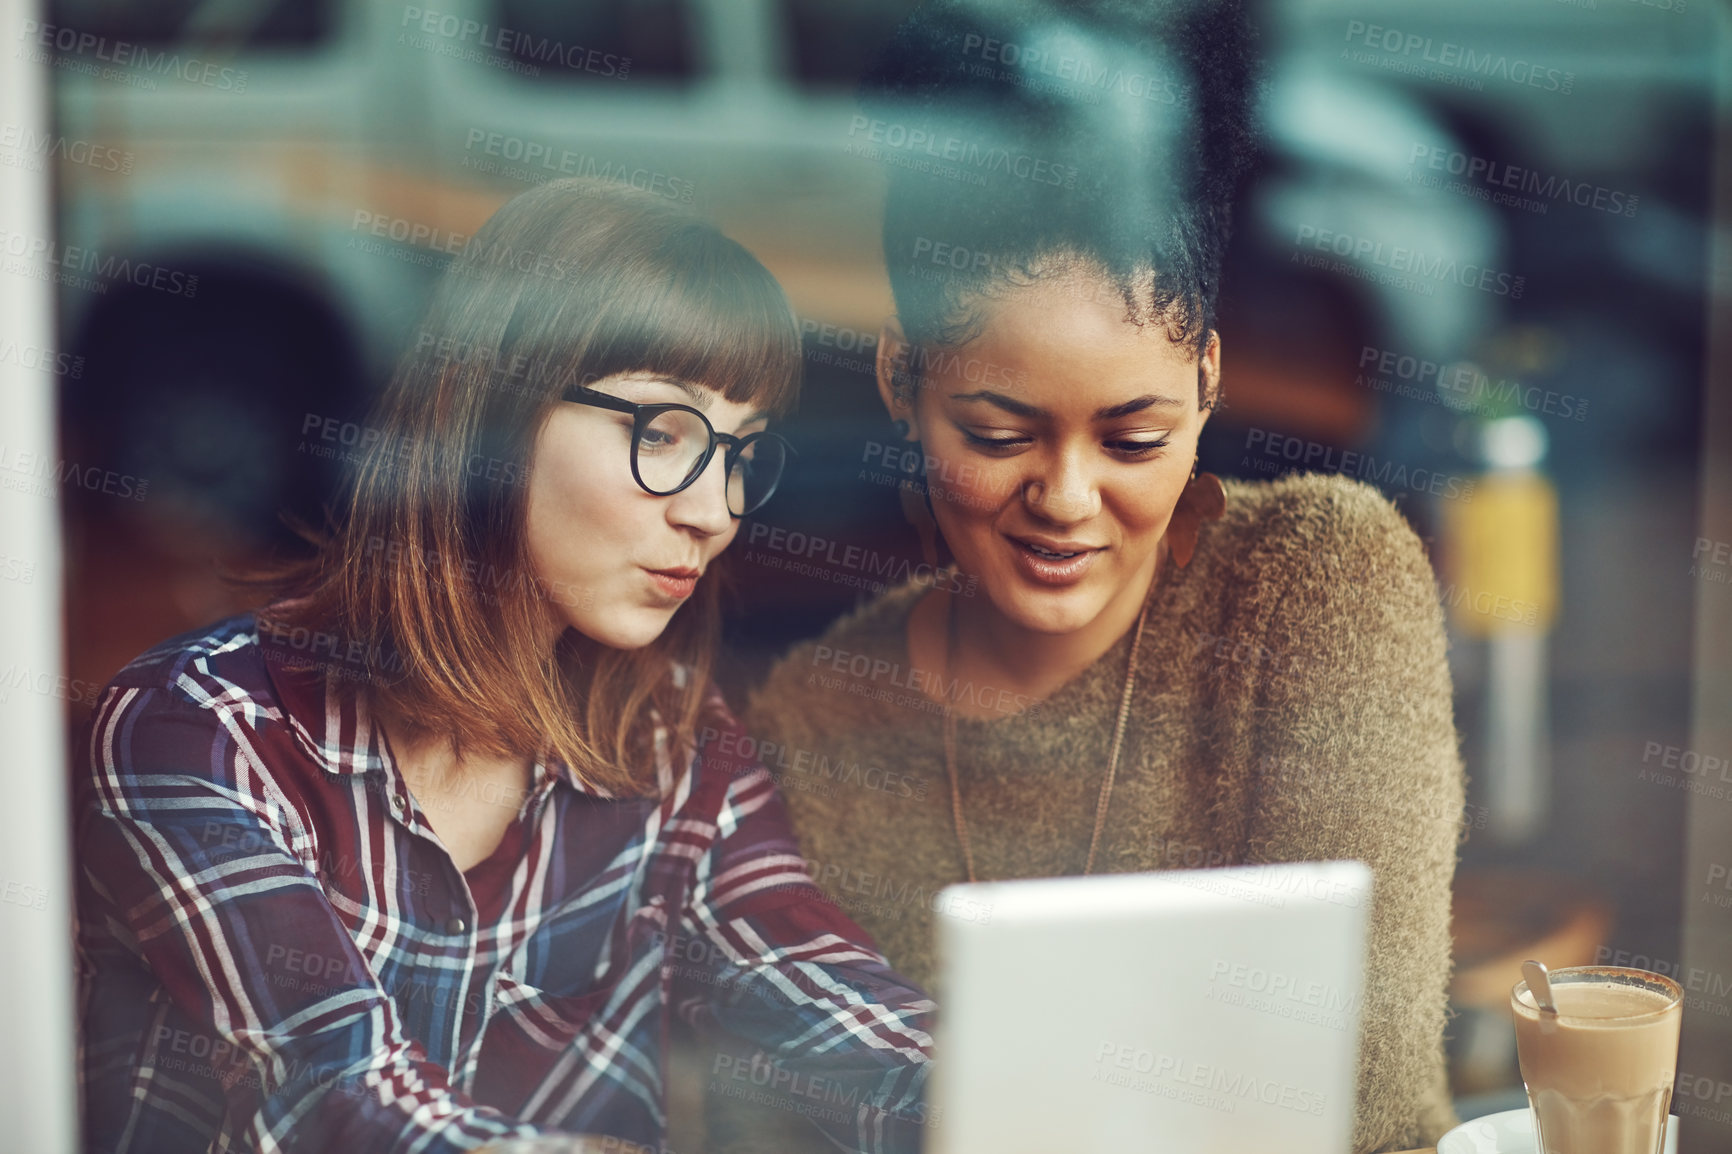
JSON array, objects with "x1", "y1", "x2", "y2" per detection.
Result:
[{"x1": 715, "y1": 472, "x2": 1465, "y2": 1154}]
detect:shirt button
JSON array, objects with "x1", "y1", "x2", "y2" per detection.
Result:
[{"x1": 445, "y1": 915, "x2": 468, "y2": 935}]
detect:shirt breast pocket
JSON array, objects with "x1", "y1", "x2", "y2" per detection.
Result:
[
  {"x1": 489, "y1": 969, "x2": 622, "y2": 1038},
  {"x1": 472, "y1": 969, "x2": 645, "y2": 1118},
  {"x1": 521, "y1": 885, "x2": 661, "y2": 996}
]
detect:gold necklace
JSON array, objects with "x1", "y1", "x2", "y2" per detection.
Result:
[{"x1": 940, "y1": 583, "x2": 1155, "y2": 883}]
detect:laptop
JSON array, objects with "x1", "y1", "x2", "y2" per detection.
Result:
[{"x1": 924, "y1": 860, "x2": 1372, "y2": 1154}]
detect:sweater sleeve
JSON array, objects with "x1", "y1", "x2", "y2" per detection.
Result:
[{"x1": 1237, "y1": 478, "x2": 1466, "y2": 1153}]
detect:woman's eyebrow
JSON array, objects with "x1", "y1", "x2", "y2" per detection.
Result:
[
  {"x1": 951, "y1": 390, "x2": 1185, "y2": 420},
  {"x1": 950, "y1": 390, "x2": 1043, "y2": 417},
  {"x1": 1094, "y1": 394, "x2": 1185, "y2": 420},
  {"x1": 655, "y1": 377, "x2": 712, "y2": 409},
  {"x1": 596, "y1": 375, "x2": 703, "y2": 407},
  {"x1": 625, "y1": 376, "x2": 757, "y2": 417},
  {"x1": 641, "y1": 376, "x2": 770, "y2": 427}
]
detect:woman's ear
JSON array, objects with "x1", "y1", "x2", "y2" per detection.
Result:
[
  {"x1": 876, "y1": 317, "x2": 918, "y2": 441},
  {"x1": 1198, "y1": 330, "x2": 1223, "y2": 422}
]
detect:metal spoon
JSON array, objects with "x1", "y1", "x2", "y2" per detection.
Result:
[{"x1": 1524, "y1": 959, "x2": 1558, "y2": 1015}]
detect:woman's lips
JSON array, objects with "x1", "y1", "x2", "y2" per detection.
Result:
[
  {"x1": 645, "y1": 568, "x2": 698, "y2": 600},
  {"x1": 1004, "y1": 536, "x2": 1102, "y2": 586}
]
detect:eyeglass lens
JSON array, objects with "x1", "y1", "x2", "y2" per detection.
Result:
[{"x1": 635, "y1": 408, "x2": 785, "y2": 515}]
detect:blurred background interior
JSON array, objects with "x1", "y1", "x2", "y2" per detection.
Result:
[{"x1": 17, "y1": 0, "x2": 1732, "y2": 1144}]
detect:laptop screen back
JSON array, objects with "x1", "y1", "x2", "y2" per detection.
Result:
[{"x1": 926, "y1": 860, "x2": 1372, "y2": 1154}]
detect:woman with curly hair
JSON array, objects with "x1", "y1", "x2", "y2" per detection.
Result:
[{"x1": 724, "y1": 2, "x2": 1466, "y2": 1151}]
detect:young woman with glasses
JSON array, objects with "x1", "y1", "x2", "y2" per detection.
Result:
[{"x1": 73, "y1": 178, "x2": 932, "y2": 1154}]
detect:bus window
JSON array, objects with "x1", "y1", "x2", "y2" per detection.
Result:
[
  {"x1": 47, "y1": 0, "x2": 337, "y2": 48},
  {"x1": 492, "y1": 0, "x2": 696, "y2": 85},
  {"x1": 781, "y1": 0, "x2": 921, "y2": 89}
]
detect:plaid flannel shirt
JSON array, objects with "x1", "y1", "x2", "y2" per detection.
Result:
[{"x1": 75, "y1": 612, "x2": 933, "y2": 1153}]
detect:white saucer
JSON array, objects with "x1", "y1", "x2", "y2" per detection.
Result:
[{"x1": 1438, "y1": 1108, "x2": 1678, "y2": 1154}]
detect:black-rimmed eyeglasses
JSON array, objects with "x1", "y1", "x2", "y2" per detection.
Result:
[{"x1": 562, "y1": 386, "x2": 793, "y2": 518}]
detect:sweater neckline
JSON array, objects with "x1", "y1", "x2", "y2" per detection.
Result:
[{"x1": 881, "y1": 563, "x2": 1183, "y2": 733}]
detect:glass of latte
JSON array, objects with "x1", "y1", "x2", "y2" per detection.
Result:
[{"x1": 1511, "y1": 966, "x2": 1683, "y2": 1154}]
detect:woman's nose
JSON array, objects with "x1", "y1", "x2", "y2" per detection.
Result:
[
  {"x1": 1021, "y1": 454, "x2": 1100, "y2": 523},
  {"x1": 667, "y1": 450, "x2": 734, "y2": 535}
]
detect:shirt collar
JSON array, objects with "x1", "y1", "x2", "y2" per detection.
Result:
[
  {"x1": 541, "y1": 752, "x2": 596, "y2": 796},
  {"x1": 256, "y1": 615, "x2": 396, "y2": 777}
]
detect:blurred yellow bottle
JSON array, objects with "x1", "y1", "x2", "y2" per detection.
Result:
[
  {"x1": 1441, "y1": 414, "x2": 1560, "y2": 844},
  {"x1": 1442, "y1": 468, "x2": 1559, "y2": 638}
]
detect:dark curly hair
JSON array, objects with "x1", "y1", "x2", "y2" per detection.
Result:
[{"x1": 860, "y1": 0, "x2": 1259, "y2": 377}]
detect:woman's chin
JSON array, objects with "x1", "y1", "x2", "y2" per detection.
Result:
[
  {"x1": 566, "y1": 607, "x2": 677, "y2": 652},
  {"x1": 980, "y1": 579, "x2": 1105, "y2": 636}
]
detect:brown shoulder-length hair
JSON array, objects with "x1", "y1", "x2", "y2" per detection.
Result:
[{"x1": 249, "y1": 178, "x2": 801, "y2": 797}]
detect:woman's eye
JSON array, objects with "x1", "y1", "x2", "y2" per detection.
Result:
[
  {"x1": 633, "y1": 408, "x2": 711, "y2": 456},
  {"x1": 1107, "y1": 436, "x2": 1171, "y2": 457},
  {"x1": 961, "y1": 429, "x2": 1030, "y2": 450}
]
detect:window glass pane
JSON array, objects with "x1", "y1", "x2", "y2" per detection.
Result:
[
  {"x1": 46, "y1": 0, "x2": 336, "y2": 48},
  {"x1": 493, "y1": 0, "x2": 696, "y2": 84},
  {"x1": 782, "y1": 0, "x2": 922, "y2": 88}
]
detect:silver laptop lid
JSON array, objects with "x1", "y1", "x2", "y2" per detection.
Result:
[{"x1": 926, "y1": 860, "x2": 1372, "y2": 1154}]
